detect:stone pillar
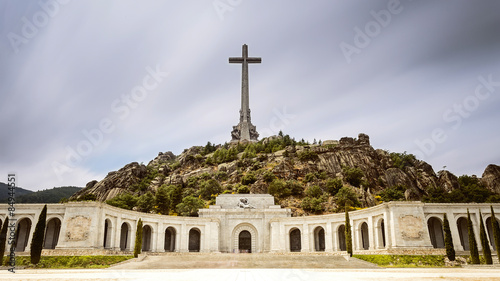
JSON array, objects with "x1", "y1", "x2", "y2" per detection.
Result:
[
  {"x1": 383, "y1": 210, "x2": 390, "y2": 249},
  {"x1": 158, "y1": 222, "x2": 165, "y2": 252},
  {"x1": 151, "y1": 224, "x2": 158, "y2": 252},
  {"x1": 368, "y1": 216, "x2": 374, "y2": 250},
  {"x1": 114, "y1": 217, "x2": 122, "y2": 251},
  {"x1": 332, "y1": 223, "x2": 339, "y2": 251},
  {"x1": 325, "y1": 222, "x2": 333, "y2": 252},
  {"x1": 179, "y1": 223, "x2": 188, "y2": 252},
  {"x1": 302, "y1": 223, "x2": 311, "y2": 252},
  {"x1": 447, "y1": 212, "x2": 463, "y2": 251}
]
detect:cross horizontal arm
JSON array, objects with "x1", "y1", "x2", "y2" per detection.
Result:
[{"x1": 229, "y1": 57, "x2": 262, "y2": 63}]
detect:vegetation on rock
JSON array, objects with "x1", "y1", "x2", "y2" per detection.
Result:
[{"x1": 67, "y1": 132, "x2": 500, "y2": 217}]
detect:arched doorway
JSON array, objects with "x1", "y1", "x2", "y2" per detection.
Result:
[
  {"x1": 142, "y1": 225, "x2": 152, "y2": 251},
  {"x1": 43, "y1": 218, "x2": 61, "y2": 249},
  {"x1": 427, "y1": 217, "x2": 444, "y2": 248},
  {"x1": 378, "y1": 219, "x2": 386, "y2": 248},
  {"x1": 120, "y1": 222, "x2": 130, "y2": 251},
  {"x1": 457, "y1": 217, "x2": 469, "y2": 250},
  {"x1": 239, "y1": 230, "x2": 251, "y2": 253},
  {"x1": 338, "y1": 225, "x2": 346, "y2": 251},
  {"x1": 188, "y1": 228, "x2": 201, "y2": 252},
  {"x1": 15, "y1": 218, "x2": 32, "y2": 252},
  {"x1": 164, "y1": 227, "x2": 176, "y2": 252},
  {"x1": 314, "y1": 226, "x2": 325, "y2": 252},
  {"x1": 289, "y1": 228, "x2": 301, "y2": 252},
  {"x1": 360, "y1": 222, "x2": 369, "y2": 250},
  {"x1": 486, "y1": 217, "x2": 500, "y2": 250},
  {"x1": 103, "y1": 219, "x2": 112, "y2": 249}
]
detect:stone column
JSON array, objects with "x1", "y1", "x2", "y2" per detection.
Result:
[
  {"x1": 325, "y1": 222, "x2": 333, "y2": 252},
  {"x1": 332, "y1": 223, "x2": 338, "y2": 251},
  {"x1": 302, "y1": 223, "x2": 310, "y2": 252},
  {"x1": 158, "y1": 222, "x2": 165, "y2": 252},
  {"x1": 447, "y1": 212, "x2": 463, "y2": 251},
  {"x1": 179, "y1": 223, "x2": 188, "y2": 252},
  {"x1": 368, "y1": 216, "x2": 374, "y2": 250},
  {"x1": 114, "y1": 216, "x2": 122, "y2": 251},
  {"x1": 383, "y1": 210, "x2": 390, "y2": 249}
]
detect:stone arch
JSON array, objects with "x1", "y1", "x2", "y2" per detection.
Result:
[
  {"x1": 360, "y1": 222, "x2": 369, "y2": 250},
  {"x1": 427, "y1": 217, "x2": 445, "y2": 248},
  {"x1": 338, "y1": 224, "x2": 346, "y2": 251},
  {"x1": 457, "y1": 216, "x2": 469, "y2": 251},
  {"x1": 43, "y1": 217, "x2": 61, "y2": 249},
  {"x1": 189, "y1": 227, "x2": 201, "y2": 252},
  {"x1": 164, "y1": 226, "x2": 176, "y2": 252},
  {"x1": 232, "y1": 224, "x2": 257, "y2": 253},
  {"x1": 15, "y1": 217, "x2": 32, "y2": 252},
  {"x1": 289, "y1": 228, "x2": 301, "y2": 252},
  {"x1": 313, "y1": 226, "x2": 325, "y2": 252},
  {"x1": 120, "y1": 222, "x2": 131, "y2": 251},
  {"x1": 142, "y1": 224, "x2": 152, "y2": 251},
  {"x1": 103, "y1": 218, "x2": 112, "y2": 249},
  {"x1": 486, "y1": 216, "x2": 500, "y2": 250},
  {"x1": 377, "y1": 218, "x2": 386, "y2": 249}
]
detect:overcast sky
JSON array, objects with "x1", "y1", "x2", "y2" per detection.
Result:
[{"x1": 1, "y1": 0, "x2": 500, "y2": 191}]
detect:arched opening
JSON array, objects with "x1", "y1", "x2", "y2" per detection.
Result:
[
  {"x1": 360, "y1": 222, "x2": 369, "y2": 250},
  {"x1": 103, "y1": 219, "x2": 112, "y2": 249},
  {"x1": 120, "y1": 222, "x2": 130, "y2": 251},
  {"x1": 313, "y1": 226, "x2": 325, "y2": 252},
  {"x1": 15, "y1": 218, "x2": 32, "y2": 252},
  {"x1": 188, "y1": 228, "x2": 201, "y2": 252},
  {"x1": 338, "y1": 225, "x2": 346, "y2": 251},
  {"x1": 486, "y1": 217, "x2": 500, "y2": 250},
  {"x1": 457, "y1": 217, "x2": 469, "y2": 251},
  {"x1": 164, "y1": 227, "x2": 176, "y2": 252},
  {"x1": 238, "y1": 230, "x2": 251, "y2": 253},
  {"x1": 289, "y1": 228, "x2": 301, "y2": 252},
  {"x1": 142, "y1": 225, "x2": 152, "y2": 252},
  {"x1": 43, "y1": 218, "x2": 61, "y2": 249},
  {"x1": 427, "y1": 217, "x2": 445, "y2": 248},
  {"x1": 378, "y1": 219, "x2": 386, "y2": 248}
]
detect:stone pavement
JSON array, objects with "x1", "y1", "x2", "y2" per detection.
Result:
[{"x1": 2, "y1": 268, "x2": 500, "y2": 281}]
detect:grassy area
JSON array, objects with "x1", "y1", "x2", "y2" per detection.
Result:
[
  {"x1": 354, "y1": 255, "x2": 447, "y2": 267},
  {"x1": 2, "y1": 255, "x2": 134, "y2": 269}
]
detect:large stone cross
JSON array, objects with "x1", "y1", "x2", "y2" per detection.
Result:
[{"x1": 229, "y1": 44, "x2": 261, "y2": 142}]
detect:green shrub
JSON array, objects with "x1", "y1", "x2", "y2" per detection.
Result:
[
  {"x1": 106, "y1": 193, "x2": 139, "y2": 210},
  {"x1": 30, "y1": 205, "x2": 47, "y2": 264},
  {"x1": 325, "y1": 178, "x2": 343, "y2": 196},
  {"x1": 262, "y1": 171, "x2": 275, "y2": 183},
  {"x1": 443, "y1": 213, "x2": 455, "y2": 261},
  {"x1": 268, "y1": 179, "x2": 288, "y2": 198},
  {"x1": 301, "y1": 196, "x2": 325, "y2": 212},
  {"x1": 305, "y1": 185, "x2": 323, "y2": 199},
  {"x1": 176, "y1": 196, "x2": 205, "y2": 216},
  {"x1": 354, "y1": 255, "x2": 445, "y2": 267},
  {"x1": 379, "y1": 185, "x2": 406, "y2": 202},
  {"x1": 479, "y1": 212, "x2": 493, "y2": 264},
  {"x1": 137, "y1": 192, "x2": 155, "y2": 213},
  {"x1": 215, "y1": 171, "x2": 228, "y2": 181},
  {"x1": 467, "y1": 209, "x2": 480, "y2": 264},
  {"x1": 491, "y1": 206, "x2": 500, "y2": 263},
  {"x1": 335, "y1": 186, "x2": 360, "y2": 209},
  {"x1": 390, "y1": 152, "x2": 416, "y2": 169},
  {"x1": 297, "y1": 149, "x2": 319, "y2": 162},
  {"x1": 345, "y1": 209, "x2": 353, "y2": 257},
  {"x1": 304, "y1": 173, "x2": 315, "y2": 183},
  {"x1": 343, "y1": 166, "x2": 364, "y2": 187},
  {"x1": 0, "y1": 217, "x2": 8, "y2": 264},
  {"x1": 199, "y1": 179, "x2": 222, "y2": 200},
  {"x1": 237, "y1": 185, "x2": 250, "y2": 194},
  {"x1": 241, "y1": 172, "x2": 257, "y2": 185},
  {"x1": 134, "y1": 219, "x2": 143, "y2": 258}
]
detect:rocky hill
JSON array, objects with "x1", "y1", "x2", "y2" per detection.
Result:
[{"x1": 70, "y1": 133, "x2": 500, "y2": 216}]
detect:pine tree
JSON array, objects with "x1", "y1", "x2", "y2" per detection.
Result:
[
  {"x1": 467, "y1": 209, "x2": 480, "y2": 264},
  {"x1": 30, "y1": 205, "x2": 47, "y2": 264},
  {"x1": 134, "y1": 219, "x2": 143, "y2": 258},
  {"x1": 443, "y1": 213, "x2": 455, "y2": 261},
  {"x1": 345, "y1": 208, "x2": 353, "y2": 257},
  {"x1": 491, "y1": 206, "x2": 500, "y2": 263},
  {"x1": 0, "y1": 217, "x2": 9, "y2": 265},
  {"x1": 479, "y1": 211, "x2": 493, "y2": 264}
]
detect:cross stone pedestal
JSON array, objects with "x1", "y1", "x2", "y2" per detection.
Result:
[{"x1": 229, "y1": 44, "x2": 260, "y2": 142}]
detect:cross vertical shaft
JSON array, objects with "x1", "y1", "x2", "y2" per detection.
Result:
[{"x1": 229, "y1": 44, "x2": 261, "y2": 142}]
